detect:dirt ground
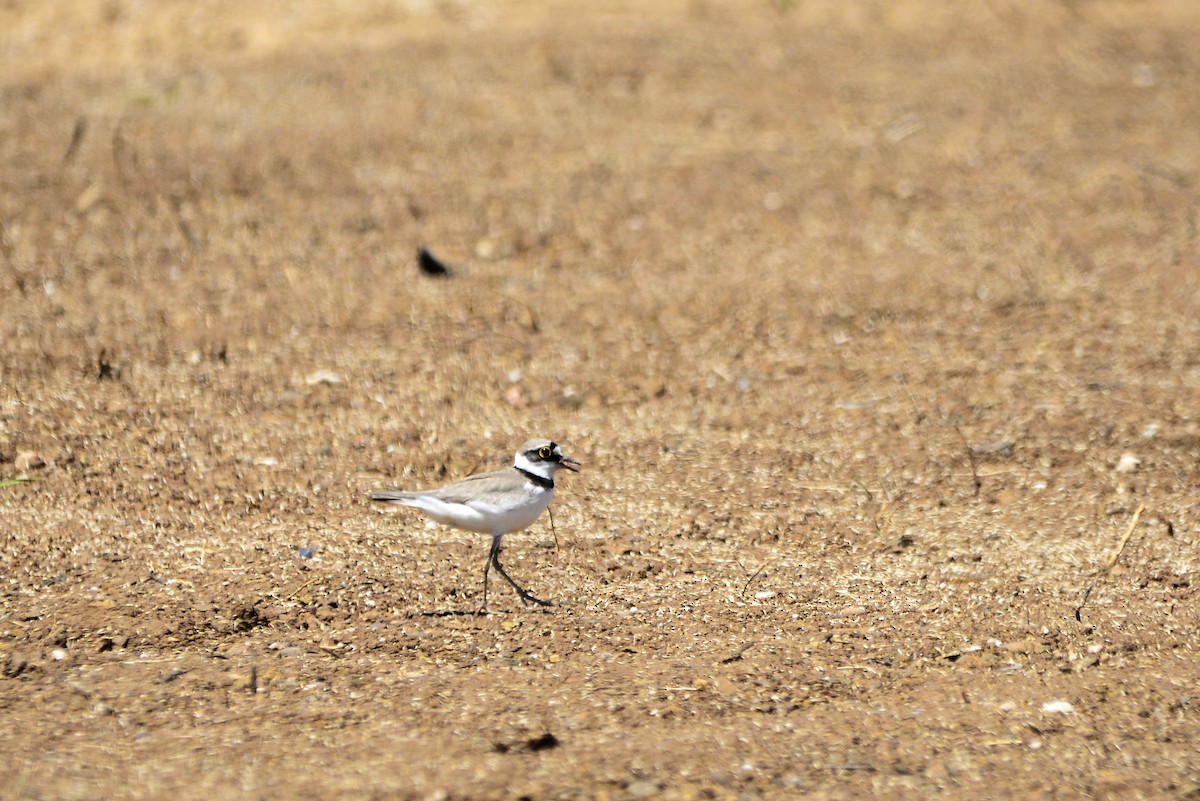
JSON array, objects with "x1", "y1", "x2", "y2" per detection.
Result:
[{"x1": 2, "y1": 1, "x2": 1199, "y2": 798}]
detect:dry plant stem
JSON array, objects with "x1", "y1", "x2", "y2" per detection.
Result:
[
  {"x1": 1106, "y1": 503, "x2": 1145, "y2": 570},
  {"x1": 286, "y1": 576, "x2": 321, "y2": 601},
  {"x1": 740, "y1": 557, "x2": 775, "y2": 598},
  {"x1": 954, "y1": 425, "x2": 982, "y2": 497},
  {"x1": 719, "y1": 642, "x2": 757, "y2": 664},
  {"x1": 547, "y1": 505, "x2": 560, "y2": 550},
  {"x1": 1075, "y1": 503, "x2": 1146, "y2": 622}
]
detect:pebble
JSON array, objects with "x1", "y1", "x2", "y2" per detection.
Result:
[
  {"x1": 504, "y1": 385, "x2": 525, "y2": 407},
  {"x1": 1114, "y1": 453, "x2": 1140, "y2": 473},
  {"x1": 474, "y1": 237, "x2": 512, "y2": 260},
  {"x1": 1042, "y1": 700, "x2": 1075, "y2": 714},
  {"x1": 304, "y1": 369, "x2": 342, "y2": 386},
  {"x1": 474, "y1": 238, "x2": 498, "y2": 260},
  {"x1": 626, "y1": 781, "x2": 660, "y2": 798},
  {"x1": 972, "y1": 439, "x2": 1014, "y2": 456},
  {"x1": 15, "y1": 451, "x2": 47, "y2": 471}
]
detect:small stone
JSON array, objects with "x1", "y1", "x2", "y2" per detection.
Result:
[
  {"x1": 15, "y1": 451, "x2": 47, "y2": 471},
  {"x1": 474, "y1": 238, "x2": 511, "y2": 260},
  {"x1": 972, "y1": 439, "x2": 1014, "y2": 457},
  {"x1": 1042, "y1": 700, "x2": 1075, "y2": 714},
  {"x1": 558, "y1": 386, "x2": 584, "y2": 408},
  {"x1": 304, "y1": 370, "x2": 341, "y2": 386},
  {"x1": 75, "y1": 182, "x2": 103, "y2": 213},
  {"x1": 626, "y1": 780, "x2": 660, "y2": 798},
  {"x1": 1114, "y1": 453, "x2": 1140, "y2": 473},
  {"x1": 504, "y1": 385, "x2": 525, "y2": 407},
  {"x1": 475, "y1": 239, "x2": 496, "y2": 259},
  {"x1": 278, "y1": 646, "x2": 304, "y2": 658}
]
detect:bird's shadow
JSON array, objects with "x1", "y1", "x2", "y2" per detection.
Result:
[{"x1": 406, "y1": 606, "x2": 557, "y2": 619}]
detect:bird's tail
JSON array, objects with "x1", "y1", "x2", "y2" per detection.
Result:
[{"x1": 370, "y1": 491, "x2": 419, "y2": 504}]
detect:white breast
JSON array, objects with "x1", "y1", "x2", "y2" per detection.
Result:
[{"x1": 401, "y1": 485, "x2": 554, "y2": 536}]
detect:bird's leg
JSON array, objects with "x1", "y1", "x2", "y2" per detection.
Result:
[
  {"x1": 480, "y1": 535, "x2": 502, "y2": 613},
  {"x1": 491, "y1": 537, "x2": 552, "y2": 607}
]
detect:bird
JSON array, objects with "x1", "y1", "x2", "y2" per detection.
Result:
[{"x1": 371, "y1": 439, "x2": 580, "y2": 611}]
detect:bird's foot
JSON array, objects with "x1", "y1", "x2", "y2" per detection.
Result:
[{"x1": 518, "y1": 590, "x2": 552, "y2": 607}]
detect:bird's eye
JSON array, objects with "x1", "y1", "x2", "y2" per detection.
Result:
[{"x1": 538, "y1": 446, "x2": 552, "y2": 459}]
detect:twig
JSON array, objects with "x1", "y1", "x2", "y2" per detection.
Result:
[
  {"x1": 168, "y1": 194, "x2": 201, "y2": 254},
  {"x1": 740, "y1": 557, "x2": 775, "y2": 598},
  {"x1": 793, "y1": 481, "x2": 883, "y2": 494},
  {"x1": 953, "y1": 425, "x2": 982, "y2": 497},
  {"x1": 286, "y1": 576, "x2": 321, "y2": 601},
  {"x1": 1106, "y1": 503, "x2": 1145, "y2": 570},
  {"x1": 1075, "y1": 503, "x2": 1146, "y2": 622},
  {"x1": 1074, "y1": 584, "x2": 1094, "y2": 623},
  {"x1": 547, "y1": 505, "x2": 560, "y2": 550},
  {"x1": 62, "y1": 117, "x2": 87, "y2": 166},
  {"x1": 836, "y1": 664, "x2": 880, "y2": 675},
  {"x1": 719, "y1": 642, "x2": 757, "y2": 664}
]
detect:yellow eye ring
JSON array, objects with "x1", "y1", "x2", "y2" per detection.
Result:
[{"x1": 538, "y1": 446, "x2": 552, "y2": 459}]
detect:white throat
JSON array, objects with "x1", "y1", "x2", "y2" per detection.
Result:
[{"x1": 513, "y1": 451, "x2": 555, "y2": 483}]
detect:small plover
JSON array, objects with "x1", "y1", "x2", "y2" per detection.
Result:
[{"x1": 371, "y1": 439, "x2": 580, "y2": 610}]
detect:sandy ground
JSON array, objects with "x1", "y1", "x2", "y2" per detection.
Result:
[{"x1": 2, "y1": 1, "x2": 1200, "y2": 798}]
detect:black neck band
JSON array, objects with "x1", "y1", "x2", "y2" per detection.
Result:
[{"x1": 516, "y1": 466, "x2": 554, "y2": 490}]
